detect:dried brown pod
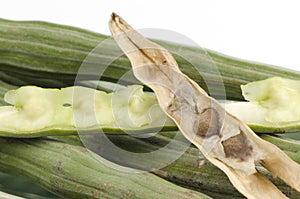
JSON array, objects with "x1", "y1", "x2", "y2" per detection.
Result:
[{"x1": 109, "y1": 13, "x2": 300, "y2": 199}]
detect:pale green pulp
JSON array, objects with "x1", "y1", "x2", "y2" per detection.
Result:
[
  {"x1": 1, "y1": 76, "x2": 300, "y2": 135},
  {"x1": 0, "y1": 85, "x2": 174, "y2": 136},
  {"x1": 225, "y1": 77, "x2": 300, "y2": 133}
]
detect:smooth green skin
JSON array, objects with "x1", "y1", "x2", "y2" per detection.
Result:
[
  {"x1": 0, "y1": 85, "x2": 176, "y2": 137},
  {"x1": 0, "y1": 138, "x2": 211, "y2": 199},
  {"x1": 1, "y1": 18, "x2": 300, "y2": 100}
]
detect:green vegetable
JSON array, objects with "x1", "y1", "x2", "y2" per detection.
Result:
[
  {"x1": 1, "y1": 18, "x2": 300, "y2": 198},
  {"x1": 68, "y1": 132, "x2": 300, "y2": 199},
  {"x1": 1, "y1": 18, "x2": 300, "y2": 100},
  {"x1": 0, "y1": 137, "x2": 211, "y2": 199},
  {"x1": 1, "y1": 132, "x2": 298, "y2": 199},
  {"x1": 225, "y1": 77, "x2": 300, "y2": 133},
  {"x1": 0, "y1": 85, "x2": 175, "y2": 137},
  {"x1": 2, "y1": 76, "x2": 300, "y2": 136}
]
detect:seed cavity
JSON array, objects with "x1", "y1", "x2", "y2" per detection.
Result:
[
  {"x1": 222, "y1": 130, "x2": 253, "y2": 161},
  {"x1": 195, "y1": 108, "x2": 222, "y2": 138}
]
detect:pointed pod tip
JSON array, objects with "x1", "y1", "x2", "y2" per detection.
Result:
[
  {"x1": 109, "y1": 12, "x2": 135, "y2": 36},
  {"x1": 109, "y1": 12, "x2": 119, "y2": 35},
  {"x1": 111, "y1": 12, "x2": 117, "y2": 21}
]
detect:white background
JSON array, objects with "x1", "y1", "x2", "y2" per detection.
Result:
[{"x1": 1, "y1": 0, "x2": 300, "y2": 72}]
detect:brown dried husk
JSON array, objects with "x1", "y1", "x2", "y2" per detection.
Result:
[{"x1": 109, "y1": 13, "x2": 300, "y2": 199}]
